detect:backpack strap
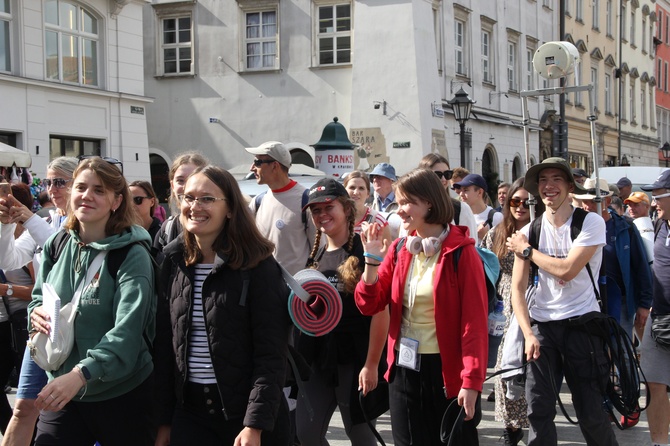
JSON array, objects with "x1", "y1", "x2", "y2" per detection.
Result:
[
  {"x1": 485, "y1": 208, "x2": 496, "y2": 228},
  {"x1": 452, "y1": 199, "x2": 461, "y2": 226},
  {"x1": 239, "y1": 270, "x2": 251, "y2": 307},
  {"x1": 47, "y1": 230, "x2": 72, "y2": 264},
  {"x1": 655, "y1": 218, "x2": 667, "y2": 242},
  {"x1": 301, "y1": 188, "x2": 309, "y2": 231},
  {"x1": 393, "y1": 237, "x2": 406, "y2": 265},
  {"x1": 253, "y1": 191, "x2": 267, "y2": 214}
]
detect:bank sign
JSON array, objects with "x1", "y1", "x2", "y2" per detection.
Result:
[{"x1": 314, "y1": 150, "x2": 354, "y2": 177}]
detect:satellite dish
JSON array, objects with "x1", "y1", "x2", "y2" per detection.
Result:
[{"x1": 533, "y1": 41, "x2": 580, "y2": 79}]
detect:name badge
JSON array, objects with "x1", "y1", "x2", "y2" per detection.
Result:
[{"x1": 397, "y1": 337, "x2": 420, "y2": 371}]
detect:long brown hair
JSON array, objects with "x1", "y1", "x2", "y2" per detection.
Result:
[
  {"x1": 65, "y1": 158, "x2": 138, "y2": 236},
  {"x1": 306, "y1": 195, "x2": 361, "y2": 294},
  {"x1": 395, "y1": 168, "x2": 454, "y2": 225},
  {"x1": 490, "y1": 177, "x2": 545, "y2": 259},
  {"x1": 181, "y1": 166, "x2": 274, "y2": 269}
]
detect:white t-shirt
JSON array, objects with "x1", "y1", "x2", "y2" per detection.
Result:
[
  {"x1": 632, "y1": 216, "x2": 654, "y2": 263},
  {"x1": 520, "y1": 210, "x2": 605, "y2": 322},
  {"x1": 473, "y1": 206, "x2": 503, "y2": 243}
]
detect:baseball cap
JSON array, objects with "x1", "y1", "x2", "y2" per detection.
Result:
[
  {"x1": 453, "y1": 173, "x2": 488, "y2": 192},
  {"x1": 571, "y1": 167, "x2": 588, "y2": 178},
  {"x1": 524, "y1": 157, "x2": 587, "y2": 196},
  {"x1": 369, "y1": 163, "x2": 397, "y2": 182},
  {"x1": 624, "y1": 191, "x2": 650, "y2": 205},
  {"x1": 616, "y1": 177, "x2": 632, "y2": 189},
  {"x1": 244, "y1": 141, "x2": 292, "y2": 169},
  {"x1": 303, "y1": 178, "x2": 348, "y2": 211},
  {"x1": 573, "y1": 178, "x2": 613, "y2": 200},
  {"x1": 641, "y1": 170, "x2": 670, "y2": 191}
]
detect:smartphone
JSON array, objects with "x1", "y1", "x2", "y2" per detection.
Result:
[{"x1": 0, "y1": 182, "x2": 10, "y2": 199}]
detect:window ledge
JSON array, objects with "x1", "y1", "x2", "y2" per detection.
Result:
[
  {"x1": 642, "y1": 124, "x2": 649, "y2": 129},
  {"x1": 605, "y1": 112, "x2": 614, "y2": 117},
  {"x1": 154, "y1": 73, "x2": 196, "y2": 80},
  {"x1": 239, "y1": 68, "x2": 282, "y2": 75},
  {"x1": 309, "y1": 63, "x2": 353, "y2": 71}
]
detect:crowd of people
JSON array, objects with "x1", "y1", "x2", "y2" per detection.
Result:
[{"x1": 0, "y1": 146, "x2": 669, "y2": 446}]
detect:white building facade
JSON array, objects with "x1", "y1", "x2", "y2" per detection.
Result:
[
  {"x1": 0, "y1": 0, "x2": 152, "y2": 181},
  {"x1": 143, "y1": 0, "x2": 558, "y2": 186}
]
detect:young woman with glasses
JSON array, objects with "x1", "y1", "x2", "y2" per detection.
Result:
[
  {"x1": 129, "y1": 180, "x2": 162, "y2": 242},
  {"x1": 154, "y1": 166, "x2": 291, "y2": 446},
  {"x1": 481, "y1": 177, "x2": 544, "y2": 446},
  {"x1": 28, "y1": 157, "x2": 156, "y2": 445},
  {"x1": 0, "y1": 157, "x2": 78, "y2": 446}
]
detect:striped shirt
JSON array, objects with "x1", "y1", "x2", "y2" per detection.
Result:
[
  {"x1": 354, "y1": 207, "x2": 389, "y2": 235},
  {"x1": 187, "y1": 263, "x2": 217, "y2": 384}
]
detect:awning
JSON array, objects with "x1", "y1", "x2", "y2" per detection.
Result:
[{"x1": 0, "y1": 142, "x2": 32, "y2": 168}]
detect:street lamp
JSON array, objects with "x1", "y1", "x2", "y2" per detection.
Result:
[
  {"x1": 447, "y1": 87, "x2": 476, "y2": 169},
  {"x1": 661, "y1": 142, "x2": 670, "y2": 167}
]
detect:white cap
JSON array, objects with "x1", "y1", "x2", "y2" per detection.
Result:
[{"x1": 245, "y1": 141, "x2": 291, "y2": 169}]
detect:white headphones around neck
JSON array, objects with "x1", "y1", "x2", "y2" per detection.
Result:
[{"x1": 406, "y1": 228, "x2": 449, "y2": 257}]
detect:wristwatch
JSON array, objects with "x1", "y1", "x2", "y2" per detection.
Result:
[
  {"x1": 521, "y1": 246, "x2": 533, "y2": 260},
  {"x1": 76, "y1": 365, "x2": 91, "y2": 381},
  {"x1": 5, "y1": 284, "x2": 13, "y2": 296}
]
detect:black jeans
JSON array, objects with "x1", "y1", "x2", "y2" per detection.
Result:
[
  {"x1": 0, "y1": 321, "x2": 14, "y2": 434},
  {"x1": 170, "y1": 382, "x2": 290, "y2": 446},
  {"x1": 389, "y1": 353, "x2": 481, "y2": 446},
  {"x1": 34, "y1": 375, "x2": 155, "y2": 446},
  {"x1": 526, "y1": 321, "x2": 618, "y2": 446}
]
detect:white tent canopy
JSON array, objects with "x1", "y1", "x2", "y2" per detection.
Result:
[{"x1": 0, "y1": 142, "x2": 32, "y2": 168}]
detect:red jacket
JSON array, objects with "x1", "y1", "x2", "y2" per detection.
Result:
[{"x1": 354, "y1": 224, "x2": 488, "y2": 397}]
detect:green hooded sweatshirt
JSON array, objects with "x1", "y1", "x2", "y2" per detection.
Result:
[{"x1": 29, "y1": 225, "x2": 155, "y2": 402}]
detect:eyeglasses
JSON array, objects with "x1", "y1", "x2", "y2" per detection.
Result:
[
  {"x1": 252, "y1": 158, "x2": 276, "y2": 168},
  {"x1": 652, "y1": 192, "x2": 670, "y2": 200},
  {"x1": 584, "y1": 188, "x2": 610, "y2": 197},
  {"x1": 43, "y1": 178, "x2": 71, "y2": 189},
  {"x1": 178, "y1": 194, "x2": 226, "y2": 208},
  {"x1": 509, "y1": 197, "x2": 531, "y2": 209},
  {"x1": 77, "y1": 155, "x2": 124, "y2": 174},
  {"x1": 133, "y1": 196, "x2": 152, "y2": 205},
  {"x1": 433, "y1": 170, "x2": 453, "y2": 180}
]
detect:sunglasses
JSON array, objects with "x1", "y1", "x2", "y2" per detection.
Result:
[
  {"x1": 434, "y1": 170, "x2": 453, "y2": 180},
  {"x1": 43, "y1": 178, "x2": 71, "y2": 189},
  {"x1": 508, "y1": 197, "x2": 531, "y2": 209},
  {"x1": 652, "y1": 192, "x2": 670, "y2": 200},
  {"x1": 133, "y1": 196, "x2": 152, "y2": 205},
  {"x1": 253, "y1": 158, "x2": 276, "y2": 167},
  {"x1": 77, "y1": 155, "x2": 124, "y2": 174},
  {"x1": 178, "y1": 194, "x2": 226, "y2": 208}
]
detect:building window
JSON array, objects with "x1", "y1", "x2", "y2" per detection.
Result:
[
  {"x1": 642, "y1": 17, "x2": 646, "y2": 53},
  {"x1": 666, "y1": 15, "x2": 668, "y2": 43},
  {"x1": 527, "y1": 47, "x2": 534, "y2": 90},
  {"x1": 665, "y1": 62, "x2": 668, "y2": 92},
  {"x1": 641, "y1": 85, "x2": 647, "y2": 126},
  {"x1": 574, "y1": 63, "x2": 582, "y2": 105},
  {"x1": 606, "y1": 0, "x2": 612, "y2": 36},
  {"x1": 622, "y1": 5, "x2": 626, "y2": 40},
  {"x1": 650, "y1": 88, "x2": 655, "y2": 128},
  {"x1": 433, "y1": 5, "x2": 443, "y2": 74},
  {"x1": 455, "y1": 19, "x2": 466, "y2": 75},
  {"x1": 0, "y1": 0, "x2": 10, "y2": 72},
  {"x1": 482, "y1": 29, "x2": 491, "y2": 83},
  {"x1": 631, "y1": 10, "x2": 636, "y2": 46},
  {"x1": 160, "y1": 17, "x2": 192, "y2": 75},
  {"x1": 44, "y1": 0, "x2": 99, "y2": 86},
  {"x1": 650, "y1": 20, "x2": 654, "y2": 56},
  {"x1": 605, "y1": 73, "x2": 612, "y2": 114},
  {"x1": 245, "y1": 10, "x2": 277, "y2": 70},
  {"x1": 508, "y1": 41, "x2": 517, "y2": 91},
  {"x1": 575, "y1": 0, "x2": 583, "y2": 21},
  {"x1": 592, "y1": 0, "x2": 599, "y2": 30},
  {"x1": 630, "y1": 82, "x2": 635, "y2": 123},
  {"x1": 591, "y1": 67, "x2": 598, "y2": 111},
  {"x1": 659, "y1": 59, "x2": 663, "y2": 86},
  {"x1": 565, "y1": 0, "x2": 570, "y2": 16},
  {"x1": 316, "y1": 3, "x2": 351, "y2": 66},
  {"x1": 621, "y1": 78, "x2": 627, "y2": 120},
  {"x1": 49, "y1": 135, "x2": 101, "y2": 159}
]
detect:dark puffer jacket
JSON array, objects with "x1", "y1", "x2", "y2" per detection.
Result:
[{"x1": 154, "y1": 235, "x2": 290, "y2": 432}]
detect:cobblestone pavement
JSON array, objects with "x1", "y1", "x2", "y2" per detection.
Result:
[{"x1": 1, "y1": 378, "x2": 654, "y2": 445}]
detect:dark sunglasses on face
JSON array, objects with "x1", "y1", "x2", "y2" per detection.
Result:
[
  {"x1": 43, "y1": 178, "x2": 71, "y2": 189},
  {"x1": 508, "y1": 197, "x2": 530, "y2": 209},
  {"x1": 434, "y1": 170, "x2": 454, "y2": 180},
  {"x1": 253, "y1": 158, "x2": 276, "y2": 167},
  {"x1": 133, "y1": 196, "x2": 152, "y2": 205},
  {"x1": 77, "y1": 155, "x2": 124, "y2": 174}
]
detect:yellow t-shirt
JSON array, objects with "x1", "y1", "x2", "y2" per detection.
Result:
[{"x1": 401, "y1": 253, "x2": 440, "y2": 354}]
